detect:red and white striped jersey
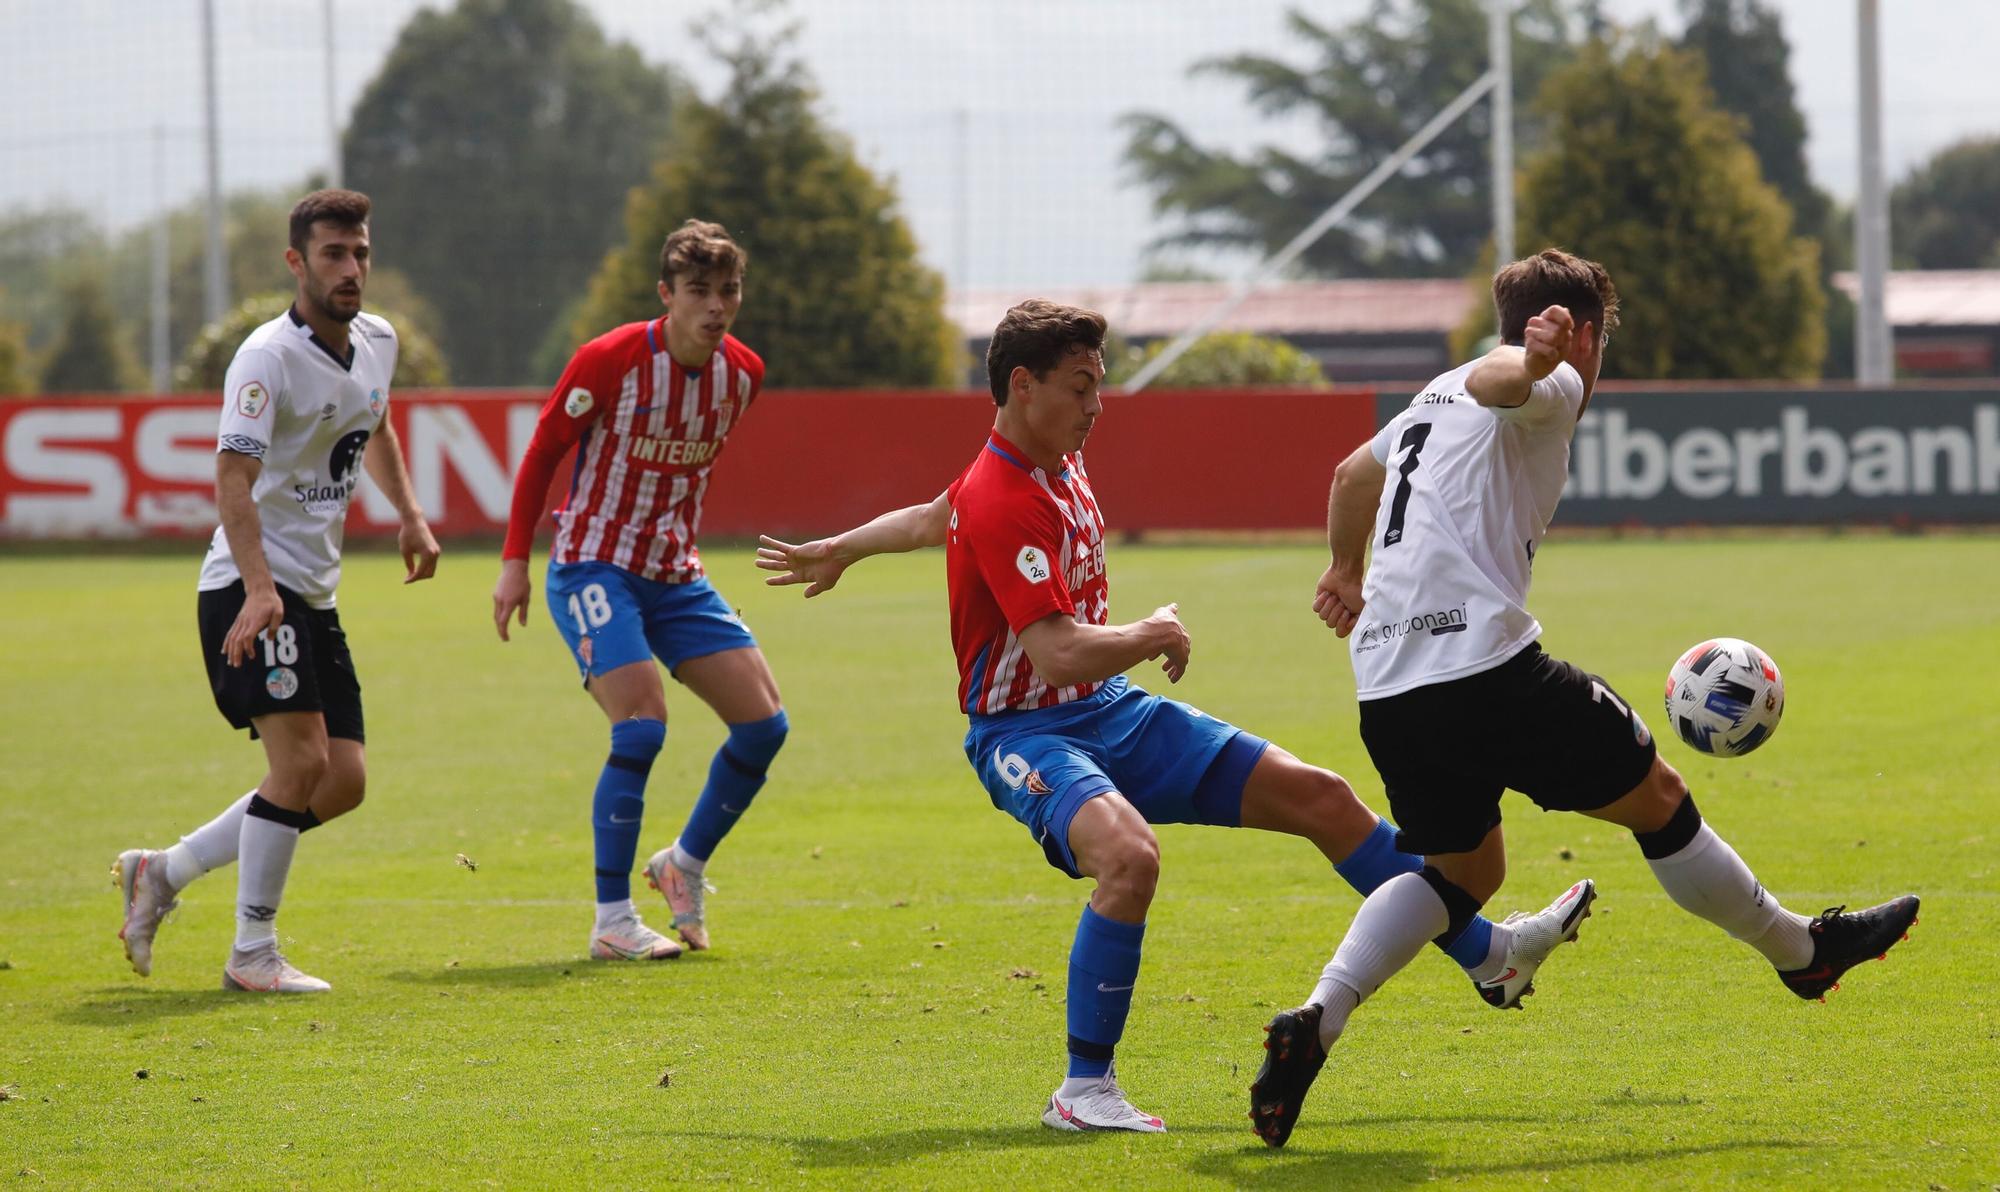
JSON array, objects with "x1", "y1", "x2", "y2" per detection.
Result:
[
  {"x1": 503, "y1": 318, "x2": 764, "y2": 583},
  {"x1": 945, "y1": 431, "x2": 1110, "y2": 715}
]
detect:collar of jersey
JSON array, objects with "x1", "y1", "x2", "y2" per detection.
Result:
[
  {"x1": 985, "y1": 431, "x2": 1069, "y2": 481},
  {"x1": 648, "y1": 316, "x2": 715, "y2": 377},
  {"x1": 288, "y1": 305, "x2": 355, "y2": 372}
]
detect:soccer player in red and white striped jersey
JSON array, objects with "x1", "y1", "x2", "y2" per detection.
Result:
[
  {"x1": 758, "y1": 300, "x2": 1577, "y2": 1137},
  {"x1": 493, "y1": 220, "x2": 788, "y2": 962}
]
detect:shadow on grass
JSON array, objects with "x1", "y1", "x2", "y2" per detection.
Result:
[
  {"x1": 1188, "y1": 1136, "x2": 1820, "y2": 1189},
  {"x1": 383, "y1": 959, "x2": 685, "y2": 988},
  {"x1": 54, "y1": 986, "x2": 241, "y2": 1026},
  {"x1": 665, "y1": 1122, "x2": 1276, "y2": 1169}
]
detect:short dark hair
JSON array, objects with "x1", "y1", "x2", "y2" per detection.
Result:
[
  {"x1": 1493, "y1": 248, "x2": 1620, "y2": 345},
  {"x1": 659, "y1": 219, "x2": 746, "y2": 289},
  {"x1": 288, "y1": 188, "x2": 371, "y2": 253},
  {"x1": 985, "y1": 299, "x2": 1108, "y2": 405}
]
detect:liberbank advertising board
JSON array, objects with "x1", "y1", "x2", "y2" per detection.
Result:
[{"x1": 1378, "y1": 387, "x2": 2000, "y2": 526}]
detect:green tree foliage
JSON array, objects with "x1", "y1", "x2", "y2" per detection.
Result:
[
  {"x1": 1516, "y1": 38, "x2": 1823, "y2": 379},
  {"x1": 1107, "y1": 332, "x2": 1326, "y2": 388},
  {"x1": 1121, "y1": 1, "x2": 1579, "y2": 278},
  {"x1": 1677, "y1": 0, "x2": 1830, "y2": 239},
  {"x1": 40, "y1": 275, "x2": 141, "y2": 393},
  {"x1": 0, "y1": 316, "x2": 28, "y2": 395},
  {"x1": 175, "y1": 292, "x2": 449, "y2": 393},
  {"x1": 1891, "y1": 136, "x2": 2000, "y2": 270},
  {"x1": 344, "y1": 0, "x2": 679, "y2": 385},
  {"x1": 0, "y1": 207, "x2": 108, "y2": 358},
  {"x1": 569, "y1": 14, "x2": 958, "y2": 388}
]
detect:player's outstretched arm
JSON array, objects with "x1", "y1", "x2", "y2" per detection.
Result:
[
  {"x1": 216, "y1": 450, "x2": 284, "y2": 667},
  {"x1": 1466, "y1": 304, "x2": 1573, "y2": 408},
  {"x1": 1316, "y1": 441, "x2": 1386, "y2": 637},
  {"x1": 756, "y1": 490, "x2": 950, "y2": 598},
  {"x1": 363, "y1": 419, "x2": 441, "y2": 584},
  {"x1": 1018, "y1": 604, "x2": 1191, "y2": 687}
]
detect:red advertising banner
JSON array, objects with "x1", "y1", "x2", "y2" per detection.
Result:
[{"x1": 0, "y1": 388, "x2": 1378, "y2": 540}]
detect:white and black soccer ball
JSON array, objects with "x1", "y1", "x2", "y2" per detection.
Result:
[{"x1": 1664, "y1": 637, "x2": 1785, "y2": 757}]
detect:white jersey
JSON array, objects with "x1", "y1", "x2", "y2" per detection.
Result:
[
  {"x1": 197, "y1": 307, "x2": 398, "y2": 609},
  {"x1": 1349, "y1": 359, "x2": 1586, "y2": 700}
]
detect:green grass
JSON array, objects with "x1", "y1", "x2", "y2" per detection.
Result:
[{"x1": 2, "y1": 537, "x2": 1996, "y2": 1188}]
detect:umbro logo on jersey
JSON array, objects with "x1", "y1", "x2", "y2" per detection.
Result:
[
  {"x1": 1016, "y1": 546, "x2": 1050, "y2": 583},
  {"x1": 565, "y1": 387, "x2": 594, "y2": 417}
]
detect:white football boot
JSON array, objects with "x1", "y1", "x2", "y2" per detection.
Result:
[
  {"x1": 1042, "y1": 1066, "x2": 1167, "y2": 1133},
  {"x1": 644, "y1": 847, "x2": 713, "y2": 951},
  {"x1": 222, "y1": 944, "x2": 331, "y2": 993},
  {"x1": 589, "y1": 909, "x2": 684, "y2": 961},
  {"x1": 1474, "y1": 877, "x2": 1597, "y2": 1009},
  {"x1": 112, "y1": 848, "x2": 179, "y2": 977}
]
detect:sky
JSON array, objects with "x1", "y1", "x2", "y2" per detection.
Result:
[{"x1": 2, "y1": 0, "x2": 1996, "y2": 289}]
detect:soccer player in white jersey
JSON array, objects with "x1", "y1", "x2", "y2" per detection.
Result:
[
  {"x1": 492, "y1": 220, "x2": 783, "y2": 961},
  {"x1": 112, "y1": 189, "x2": 441, "y2": 994},
  {"x1": 1247, "y1": 249, "x2": 1920, "y2": 1146},
  {"x1": 759, "y1": 299, "x2": 1586, "y2": 1134}
]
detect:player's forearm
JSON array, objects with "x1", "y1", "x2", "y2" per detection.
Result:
[
  {"x1": 1029, "y1": 619, "x2": 1168, "y2": 688},
  {"x1": 1328, "y1": 444, "x2": 1384, "y2": 579},
  {"x1": 1465, "y1": 346, "x2": 1534, "y2": 409},
  {"x1": 501, "y1": 431, "x2": 566, "y2": 561},
  {"x1": 216, "y1": 458, "x2": 276, "y2": 595},
  {"x1": 363, "y1": 421, "x2": 426, "y2": 524},
  {"x1": 832, "y1": 496, "x2": 949, "y2": 562}
]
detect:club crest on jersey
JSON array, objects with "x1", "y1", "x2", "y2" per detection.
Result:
[
  {"x1": 369, "y1": 388, "x2": 386, "y2": 418},
  {"x1": 265, "y1": 667, "x2": 299, "y2": 700},
  {"x1": 1016, "y1": 546, "x2": 1050, "y2": 583},
  {"x1": 565, "y1": 387, "x2": 594, "y2": 417},
  {"x1": 1025, "y1": 770, "x2": 1052, "y2": 796},
  {"x1": 237, "y1": 380, "x2": 270, "y2": 419}
]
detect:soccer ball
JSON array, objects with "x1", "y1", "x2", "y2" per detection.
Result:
[{"x1": 1664, "y1": 637, "x2": 1785, "y2": 757}]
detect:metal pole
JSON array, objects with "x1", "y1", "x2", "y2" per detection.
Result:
[
  {"x1": 1855, "y1": 0, "x2": 1893, "y2": 384},
  {"x1": 200, "y1": 0, "x2": 228, "y2": 324},
  {"x1": 324, "y1": 0, "x2": 341, "y2": 187},
  {"x1": 953, "y1": 107, "x2": 970, "y2": 295},
  {"x1": 1489, "y1": 0, "x2": 1515, "y2": 273},
  {"x1": 1124, "y1": 71, "x2": 1500, "y2": 394},
  {"x1": 151, "y1": 126, "x2": 171, "y2": 391}
]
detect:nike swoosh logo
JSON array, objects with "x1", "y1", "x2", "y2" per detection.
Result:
[
  {"x1": 1054, "y1": 1098, "x2": 1077, "y2": 1123},
  {"x1": 1096, "y1": 982, "x2": 1134, "y2": 993},
  {"x1": 720, "y1": 804, "x2": 742, "y2": 814}
]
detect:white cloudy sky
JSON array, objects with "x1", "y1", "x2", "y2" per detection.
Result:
[{"x1": 2, "y1": 0, "x2": 1996, "y2": 287}]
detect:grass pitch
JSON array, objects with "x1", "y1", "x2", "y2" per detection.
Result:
[{"x1": 2, "y1": 536, "x2": 1996, "y2": 1188}]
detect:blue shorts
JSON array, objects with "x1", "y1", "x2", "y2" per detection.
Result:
[
  {"x1": 962, "y1": 675, "x2": 1270, "y2": 878},
  {"x1": 545, "y1": 561, "x2": 758, "y2": 680}
]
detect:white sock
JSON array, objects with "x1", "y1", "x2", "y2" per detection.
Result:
[
  {"x1": 1647, "y1": 823, "x2": 1814, "y2": 969},
  {"x1": 164, "y1": 790, "x2": 256, "y2": 890},
  {"x1": 1465, "y1": 921, "x2": 1515, "y2": 984},
  {"x1": 1057, "y1": 1072, "x2": 1109, "y2": 1097},
  {"x1": 668, "y1": 839, "x2": 705, "y2": 876},
  {"x1": 235, "y1": 814, "x2": 300, "y2": 951},
  {"x1": 1309, "y1": 872, "x2": 1449, "y2": 1048},
  {"x1": 595, "y1": 899, "x2": 637, "y2": 931}
]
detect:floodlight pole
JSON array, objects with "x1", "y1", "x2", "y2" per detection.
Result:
[
  {"x1": 324, "y1": 0, "x2": 342, "y2": 188},
  {"x1": 1855, "y1": 0, "x2": 1893, "y2": 384},
  {"x1": 1124, "y1": 70, "x2": 1500, "y2": 394},
  {"x1": 200, "y1": 0, "x2": 228, "y2": 324},
  {"x1": 1489, "y1": 0, "x2": 1515, "y2": 273}
]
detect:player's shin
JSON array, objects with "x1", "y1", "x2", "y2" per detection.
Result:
[
  {"x1": 234, "y1": 795, "x2": 310, "y2": 951},
  {"x1": 1635, "y1": 795, "x2": 1813, "y2": 968},
  {"x1": 1062, "y1": 905, "x2": 1146, "y2": 1087},
  {"x1": 673, "y1": 710, "x2": 788, "y2": 867},
  {"x1": 594, "y1": 718, "x2": 666, "y2": 916},
  {"x1": 1308, "y1": 870, "x2": 1455, "y2": 1048},
  {"x1": 1330, "y1": 815, "x2": 1505, "y2": 972}
]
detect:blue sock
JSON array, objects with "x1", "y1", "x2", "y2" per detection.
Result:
[
  {"x1": 1066, "y1": 905, "x2": 1146, "y2": 1079},
  {"x1": 676, "y1": 711, "x2": 787, "y2": 862},
  {"x1": 592, "y1": 718, "x2": 665, "y2": 903},
  {"x1": 1333, "y1": 816, "x2": 1494, "y2": 969}
]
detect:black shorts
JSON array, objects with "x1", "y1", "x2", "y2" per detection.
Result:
[
  {"x1": 1357, "y1": 643, "x2": 1656, "y2": 856},
  {"x1": 197, "y1": 580, "x2": 365, "y2": 742}
]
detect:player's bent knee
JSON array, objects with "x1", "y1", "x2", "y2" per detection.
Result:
[
  {"x1": 728, "y1": 709, "x2": 788, "y2": 769},
  {"x1": 1099, "y1": 831, "x2": 1160, "y2": 902}
]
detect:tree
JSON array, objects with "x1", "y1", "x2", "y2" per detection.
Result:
[
  {"x1": 1121, "y1": 1, "x2": 1579, "y2": 279},
  {"x1": 568, "y1": 12, "x2": 959, "y2": 388},
  {"x1": 40, "y1": 275, "x2": 141, "y2": 393},
  {"x1": 175, "y1": 292, "x2": 449, "y2": 393},
  {"x1": 0, "y1": 207, "x2": 109, "y2": 360},
  {"x1": 344, "y1": 0, "x2": 680, "y2": 385},
  {"x1": 1891, "y1": 136, "x2": 2000, "y2": 270},
  {"x1": 0, "y1": 315, "x2": 27, "y2": 395},
  {"x1": 1107, "y1": 332, "x2": 1326, "y2": 388},
  {"x1": 1516, "y1": 37, "x2": 1823, "y2": 379},
  {"x1": 1677, "y1": 0, "x2": 1830, "y2": 239}
]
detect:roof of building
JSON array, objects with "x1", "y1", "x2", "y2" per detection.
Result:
[{"x1": 1832, "y1": 270, "x2": 2000, "y2": 327}]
